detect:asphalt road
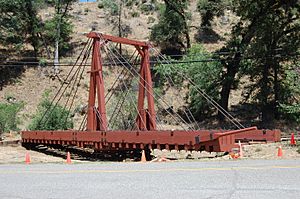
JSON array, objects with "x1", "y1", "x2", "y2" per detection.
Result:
[{"x1": 0, "y1": 159, "x2": 300, "y2": 199}]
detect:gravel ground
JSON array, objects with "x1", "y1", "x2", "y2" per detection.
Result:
[
  {"x1": 0, "y1": 145, "x2": 65, "y2": 164},
  {"x1": 0, "y1": 141, "x2": 299, "y2": 164},
  {"x1": 151, "y1": 141, "x2": 300, "y2": 161},
  {"x1": 1, "y1": 132, "x2": 299, "y2": 164}
]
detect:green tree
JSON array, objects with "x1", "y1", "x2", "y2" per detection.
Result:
[
  {"x1": 150, "y1": 0, "x2": 190, "y2": 56},
  {"x1": 0, "y1": 102, "x2": 23, "y2": 136},
  {"x1": 218, "y1": 0, "x2": 300, "y2": 127},
  {"x1": 197, "y1": 0, "x2": 230, "y2": 27},
  {"x1": 155, "y1": 44, "x2": 222, "y2": 119},
  {"x1": 29, "y1": 93, "x2": 73, "y2": 130},
  {"x1": 279, "y1": 66, "x2": 300, "y2": 122},
  {"x1": 0, "y1": 0, "x2": 74, "y2": 59},
  {"x1": 0, "y1": 0, "x2": 43, "y2": 56},
  {"x1": 43, "y1": 0, "x2": 76, "y2": 74}
]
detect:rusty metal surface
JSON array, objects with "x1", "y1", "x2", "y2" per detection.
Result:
[
  {"x1": 21, "y1": 33, "x2": 281, "y2": 154},
  {"x1": 22, "y1": 127, "x2": 260, "y2": 152},
  {"x1": 87, "y1": 32, "x2": 148, "y2": 47},
  {"x1": 235, "y1": 129, "x2": 281, "y2": 143},
  {"x1": 87, "y1": 37, "x2": 107, "y2": 131}
]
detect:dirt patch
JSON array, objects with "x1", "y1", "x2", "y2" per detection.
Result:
[
  {"x1": 151, "y1": 141, "x2": 300, "y2": 161},
  {"x1": 1, "y1": 138, "x2": 299, "y2": 164},
  {"x1": 0, "y1": 145, "x2": 66, "y2": 164},
  {"x1": 242, "y1": 142, "x2": 300, "y2": 160}
]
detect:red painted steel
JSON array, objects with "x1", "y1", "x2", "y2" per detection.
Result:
[
  {"x1": 136, "y1": 46, "x2": 156, "y2": 130},
  {"x1": 21, "y1": 32, "x2": 281, "y2": 154},
  {"x1": 87, "y1": 32, "x2": 148, "y2": 47},
  {"x1": 235, "y1": 129, "x2": 281, "y2": 143},
  {"x1": 87, "y1": 37, "x2": 107, "y2": 131},
  {"x1": 22, "y1": 127, "x2": 257, "y2": 152}
]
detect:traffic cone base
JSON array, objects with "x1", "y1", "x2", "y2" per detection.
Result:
[
  {"x1": 290, "y1": 133, "x2": 296, "y2": 146},
  {"x1": 277, "y1": 146, "x2": 283, "y2": 157},
  {"x1": 25, "y1": 152, "x2": 31, "y2": 164},
  {"x1": 66, "y1": 152, "x2": 72, "y2": 164},
  {"x1": 141, "y1": 150, "x2": 147, "y2": 163}
]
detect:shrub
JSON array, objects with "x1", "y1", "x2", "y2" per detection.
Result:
[
  {"x1": 43, "y1": 16, "x2": 73, "y2": 56},
  {"x1": 0, "y1": 102, "x2": 23, "y2": 136},
  {"x1": 154, "y1": 44, "x2": 222, "y2": 119},
  {"x1": 147, "y1": 16, "x2": 155, "y2": 24},
  {"x1": 28, "y1": 93, "x2": 73, "y2": 130},
  {"x1": 84, "y1": 7, "x2": 90, "y2": 13},
  {"x1": 98, "y1": 2, "x2": 104, "y2": 9},
  {"x1": 98, "y1": 0, "x2": 119, "y2": 15},
  {"x1": 130, "y1": 11, "x2": 140, "y2": 18}
]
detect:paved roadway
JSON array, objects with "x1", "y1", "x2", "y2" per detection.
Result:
[{"x1": 0, "y1": 159, "x2": 300, "y2": 199}]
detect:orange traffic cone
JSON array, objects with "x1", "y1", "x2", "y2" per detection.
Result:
[
  {"x1": 277, "y1": 146, "x2": 283, "y2": 157},
  {"x1": 25, "y1": 152, "x2": 31, "y2": 164},
  {"x1": 238, "y1": 141, "x2": 243, "y2": 158},
  {"x1": 140, "y1": 150, "x2": 147, "y2": 162},
  {"x1": 66, "y1": 152, "x2": 72, "y2": 164},
  {"x1": 290, "y1": 133, "x2": 296, "y2": 146}
]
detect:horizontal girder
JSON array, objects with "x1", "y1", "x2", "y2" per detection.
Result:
[{"x1": 87, "y1": 32, "x2": 148, "y2": 47}]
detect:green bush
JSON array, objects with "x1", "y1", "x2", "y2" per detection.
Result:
[
  {"x1": 130, "y1": 11, "x2": 140, "y2": 18},
  {"x1": 154, "y1": 44, "x2": 222, "y2": 119},
  {"x1": 147, "y1": 16, "x2": 155, "y2": 24},
  {"x1": 28, "y1": 93, "x2": 73, "y2": 131},
  {"x1": 140, "y1": 3, "x2": 154, "y2": 14},
  {"x1": 0, "y1": 102, "x2": 23, "y2": 135},
  {"x1": 279, "y1": 68, "x2": 300, "y2": 122},
  {"x1": 98, "y1": 0, "x2": 119, "y2": 15},
  {"x1": 43, "y1": 16, "x2": 73, "y2": 56}
]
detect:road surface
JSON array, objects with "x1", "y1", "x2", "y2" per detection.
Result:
[{"x1": 0, "y1": 159, "x2": 300, "y2": 199}]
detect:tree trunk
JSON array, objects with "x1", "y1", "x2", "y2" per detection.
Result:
[
  {"x1": 273, "y1": 62, "x2": 280, "y2": 119},
  {"x1": 54, "y1": 40, "x2": 60, "y2": 74},
  {"x1": 25, "y1": 0, "x2": 39, "y2": 58},
  {"x1": 261, "y1": 63, "x2": 273, "y2": 128},
  {"x1": 54, "y1": 0, "x2": 62, "y2": 75},
  {"x1": 218, "y1": 57, "x2": 240, "y2": 120},
  {"x1": 118, "y1": 0, "x2": 122, "y2": 55},
  {"x1": 164, "y1": 0, "x2": 190, "y2": 49}
]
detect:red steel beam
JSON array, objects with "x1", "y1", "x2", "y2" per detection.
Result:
[
  {"x1": 87, "y1": 32, "x2": 148, "y2": 47},
  {"x1": 21, "y1": 127, "x2": 258, "y2": 152},
  {"x1": 87, "y1": 37, "x2": 108, "y2": 131},
  {"x1": 21, "y1": 33, "x2": 281, "y2": 155},
  {"x1": 235, "y1": 129, "x2": 281, "y2": 142},
  {"x1": 136, "y1": 46, "x2": 156, "y2": 130}
]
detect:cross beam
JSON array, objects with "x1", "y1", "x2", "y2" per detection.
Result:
[{"x1": 86, "y1": 32, "x2": 156, "y2": 131}]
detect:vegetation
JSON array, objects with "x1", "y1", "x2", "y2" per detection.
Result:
[
  {"x1": 155, "y1": 44, "x2": 222, "y2": 119},
  {"x1": 98, "y1": 0, "x2": 119, "y2": 15},
  {"x1": 28, "y1": 92, "x2": 73, "y2": 131},
  {"x1": 0, "y1": 102, "x2": 23, "y2": 136},
  {"x1": 0, "y1": 0, "x2": 42, "y2": 55},
  {"x1": 0, "y1": 0, "x2": 75, "y2": 58},
  {"x1": 197, "y1": 0, "x2": 230, "y2": 27},
  {"x1": 43, "y1": 0, "x2": 77, "y2": 55},
  {"x1": 280, "y1": 68, "x2": 300, "y2": 123},
  {"x1": 150, "y1": 0, "x2": 190, "y2": 56},
  {"x1": 217, "y1": 0, "x2": 300, "y2": 127}
]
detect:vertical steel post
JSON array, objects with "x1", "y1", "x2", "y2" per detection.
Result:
[
  {"x1": 87, "y1": 37, "x2": 107, "y2": 131},
  {"x1": 136, "y1": 46, "x2": 156, "y2": 130}
]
